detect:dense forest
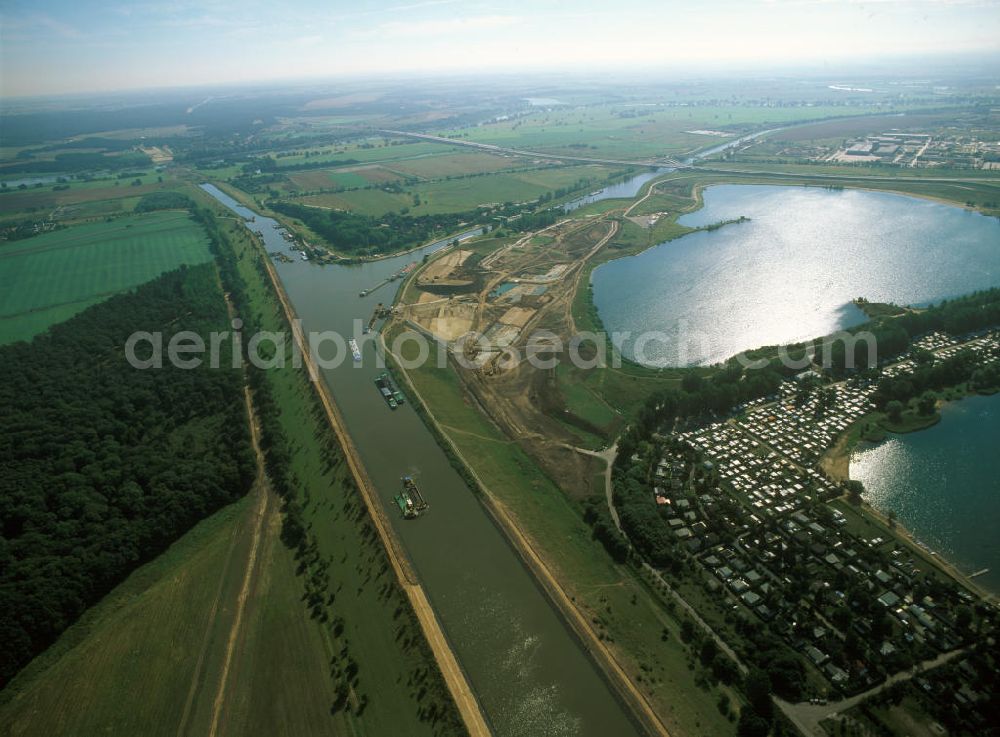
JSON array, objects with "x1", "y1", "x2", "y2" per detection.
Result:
[
  {"x1": 134, "y1": 190, "x2": 196, "y2": 212},
  {"x1": 0, "y1": 151, "x2": 153, "y2": 175},
  {"x1": 0, "y1": 264, "x2": 254, "y2": 687},
  {"x1": 270, "y1": 201, "x2": 475, "y2": 255}
]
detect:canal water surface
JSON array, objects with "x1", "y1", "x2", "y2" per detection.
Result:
[{"x1": 200, "y1": 184, "x2": 641, "y2": 737}]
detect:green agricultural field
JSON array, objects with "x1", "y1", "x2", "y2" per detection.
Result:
[
  {"x1": 286, "y1": 167, "x2": 385, "y2": 191},
  {"x1": 0, "y1": 211, "x2": 212, "y2": 343},
  {"x1": 388, "y1": 151, "x2": 522, "y2": 179},
  {"x1": 410, "y1": 166, "x2": 616, "y2": 213},
  {"x1": 275, "y1": 151, "x2": 522, "y2": 194},
  {"x1": 299, "y1": 187, "x2": 410, "y2": 214},
  {"x1": 323, "y1": 170, "x2": 371, "y2": 189},
  {"x1": 299, "y1": 165, "x2": 617, "y2": 216},
  {"x1": 436, "y1": 104, "x2": 942, "y2": 161},
  {"x1": 273, "y1": 139, "x2": 457, "y2": 168},
  {"x1": 0, "y1": 179, "x2": 169, "y2": 217}
]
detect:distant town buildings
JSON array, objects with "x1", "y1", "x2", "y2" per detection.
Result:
[{"x1": 829, "y1": 131, "x2": 997, "y2": 168}]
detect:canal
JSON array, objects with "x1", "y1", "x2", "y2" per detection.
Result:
[
  {"x1": 200, "y1": 184, "x2": 643, "y2": 737},
  {"x1": 561, "y1": 127, "x2": 780, "y2": 212}
]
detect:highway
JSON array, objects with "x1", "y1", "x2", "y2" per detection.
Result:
[{"x1": 376, "y1": 127, "x2": 686, "y2": 169}]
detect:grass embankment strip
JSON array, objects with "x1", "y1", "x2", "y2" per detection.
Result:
[
  {"x1": 242, "y1": 218, "x2": 491, "y2": 737},
  {"x1": 0, "y1": 495, "x2": 260, "y2": 737},
  {"x1": 384, "y1": 324, "x2": 740, "y2": 737}
]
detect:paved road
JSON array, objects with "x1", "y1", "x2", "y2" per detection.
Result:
[
  {"x1": 776, "y1": 647, "x2": 967, "y2": 737},
  {"x1": 693, "y1": 164, "x2": 1000, "y2": 186},
  {"x1": 567, "y1": 442, "x2": 750, "y2": 676},
  {"x1": 378, "y1": 128, "x2": 685, "y2": 169}
]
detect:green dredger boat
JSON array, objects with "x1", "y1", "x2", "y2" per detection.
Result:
[{"x1": 394, "y1": 476, "x2": 429, "y2": 519}]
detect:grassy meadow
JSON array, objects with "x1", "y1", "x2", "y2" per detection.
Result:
[
  {"x1": 0, "y1": 201, "x2": 464, "y2": 737},
  {"x1": 386, "y1": 323, "x2": 741, "y2": 737},
  {"x1": 434, "y1": 104, "x2": 931, "y2": 160},
  {"x1": 296, "y1": 164, "x2": 618, "y2": 216},
  {"x1": 0, "y1": 210, "x2": 212, "y2": 344}
]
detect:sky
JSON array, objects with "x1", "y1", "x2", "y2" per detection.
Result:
[{"x1": 1, "y1": 0, "x2": 998, "y2": 97}]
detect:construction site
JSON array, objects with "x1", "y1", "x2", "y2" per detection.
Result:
[
  {"x1": 403, "y1": 218, "x2": 614, "y2": 358},
  {"x1": 393, "y1": 215, "x2": 622, "y2": 496}
]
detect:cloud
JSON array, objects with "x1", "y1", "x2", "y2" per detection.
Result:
[
  {"x1": 759, "y1": 0, "x2": 997, "y2": 5},
  {"x1": 1, "y1": 13, "x2": 83, "y2": 41},
  {"x1": 382, "y1": 0, "x2": 468, "y2": 12},
  {"x1": 357, "y1": 14, "x2": 519, "y2": 40},
  {"x1": 294, "y1": 34, "x2": 325, "y2": 47}
]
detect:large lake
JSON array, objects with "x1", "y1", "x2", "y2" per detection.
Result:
[
  {"x1": 851, "y1": 393, "x2": 1000, "y2": 594},
  {"x1": 591, "y1": 185, "x2": 1000, "y2": 366}
]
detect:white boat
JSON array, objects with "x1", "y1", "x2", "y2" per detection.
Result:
[{"x1": 349, "y1": 338, "x2": 362, "y2": 362}]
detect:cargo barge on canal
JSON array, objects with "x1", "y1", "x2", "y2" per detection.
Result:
[
  {"x1": 375, "y1": 372, "x2": 405, "y2": 409},
  {"x1": 394, "y1": 475, "x2": 429, "y2": 519}
]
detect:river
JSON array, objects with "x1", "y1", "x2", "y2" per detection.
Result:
[
  {"x1": 563, "y1": 170, "x2": 668, "y2": 211},
  {"x1": 200, "y1": 184, "x2": 642, "y2": 737},
  {"x1": 561, "y1": 127, "x2": 780, "y2": 212},
  {"x1": 850, "y1": 393, "x2": 1000, "y2": 594},
  {"x1": 591, "y1": 185, "x2": 1000, "y2": 367}
]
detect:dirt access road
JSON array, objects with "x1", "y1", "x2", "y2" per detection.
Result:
[
  {"x1": 383, "y1": 341, "x2": 673, "y2": 737},
  {"x1": 259, "y1": 255, "x2": 492, "y2": 737}
]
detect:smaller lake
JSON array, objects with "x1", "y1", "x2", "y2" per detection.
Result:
[
  {"x1": 591, "y1": 185, "x2": 1000, "y2": 366},
  {"x1": 850, "y1": 393, "x2": 1000, "y2": 594},
  {"x1": 563, "y1": 169, "x2": 668, "y2": 211},
  {"x1": 561, "y1": 128, "x2": 779, "y2": 212}
]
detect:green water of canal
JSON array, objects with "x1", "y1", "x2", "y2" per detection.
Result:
[{"x1": 201, "y1": 184, "x2": 641, "y2": 737}]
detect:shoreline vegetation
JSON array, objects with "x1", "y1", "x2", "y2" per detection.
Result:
[
  {"x1": 228, "y1": 201, "x2": 490, "y2": 736},
  {"x1": 821, "y1": 385, "x2": 999, "y2": 599},
  {"x1": 221, "y1": 128, "x2": 999, "y2": 266},
  {"x1": 379, "y1": 336, "x2": 672, "y2": 737},
  {"x1": 851, "y1": 297, "x2": 910, "y2": 319},
  {"x1": 702, "y1": 215, "x2": 751, "y2": 231},
  {"x1": 5, "y1": 80, "x2": 1000, "y2": 737}
]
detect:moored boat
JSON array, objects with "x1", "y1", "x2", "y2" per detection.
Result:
[
  {"x1": 402, "y1": 475, "x2": 428, "y2": 511},
  {"x1": 374, "y1": 372, "x2": 400, "y2": 408}
]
